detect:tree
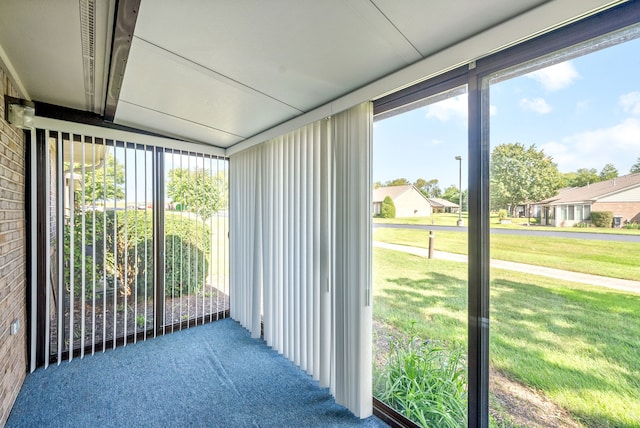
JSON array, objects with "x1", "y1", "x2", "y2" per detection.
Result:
[
  {"x1": 373, "y1": 181, "x2": 383, "y2": 189},
  {"x1": 490, "y1": 143, "x2": 562, "y2": 216},
  {"x1": 73, "y1": 152, "x2": 126, "y2": 204},
  {"x1": 167, "y1": 168, "x2": 227, "y2": 221},
  {"x1": 414, "y1": 178, "x2": 442, "y2": 198},
  {"x1": 385, "y1": 178, "x2": 410, "y2": 187},
  {"x1": 630, "y1": 157, "x2": 640, "y2": 174},
  {"x1": 379, "y1": 196, "x2": 396, "y2": 218},
  {"x1": 564, "y1": 168, "x2": 599, "y2": 188},
  {"x1": 599, "y1": 163, "x2": 618, "y2": 181},
  {"x1": 441, "y1": 184, "x2": 460, "y2": 205}
]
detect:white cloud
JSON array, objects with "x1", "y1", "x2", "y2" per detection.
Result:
[
  {"x1": 541, "y1": 118, "x2": 640, "y2": 171},
  {"x1": 425, "y1": 95, "x2": 467, "y2": 121},
  {"x1": 519, "y1": 97, "x2": 552, "y2": 114},
  {"x1": 619, "y1": 91, "x2": 640, "y2": 115},
  {"x1": 527, "y1": 62, "x2": 580, "y2": 91},
  {"x1": 430, "y1": 139, "x2": 444, "y2": 145},
  {"x1": 424, "y1": 95, "x2": 496, "y2": 120}
]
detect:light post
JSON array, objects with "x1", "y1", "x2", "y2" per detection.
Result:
[{"x1": 455, "y1": 156, "x2": 463, "y2": 227}]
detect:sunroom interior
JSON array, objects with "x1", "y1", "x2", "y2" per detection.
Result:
[{"x1": 0, "y1": 1, "x2": 637, "y2": 426}]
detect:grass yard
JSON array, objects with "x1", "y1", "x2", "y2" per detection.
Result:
[
  {"x1": 373, "y1": 248, "x2": 640, "y2": 427},
  {"x1": 373, "y1": 213, "x2": 640, "y2": 235},
  {"x1": 373, "y1": 227, "x2": 640, "y2": 281}
]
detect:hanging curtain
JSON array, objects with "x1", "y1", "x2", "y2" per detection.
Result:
[{"x1": 229, "y1": 102, "x2": 372, "y2": 418}]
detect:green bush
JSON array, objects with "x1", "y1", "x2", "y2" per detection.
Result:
[
  {"x1": 590, "y1": 211, "x2": 613, "y2": 228},
  {"x1": 497, "y1": 209, "x2": 508, "y2": 220},
  {"x1": 65, "y1": 210, "x2": 210, "y2": 298},
  {"x1": 374, "y1": 336, "x2": 467, "y2": 428},
  {"x1": 379, "y1": 196, "x2": 396, "y2": 219},
  {"x1": 623, "y1": 221, "x2": 639, "y2": 230}
]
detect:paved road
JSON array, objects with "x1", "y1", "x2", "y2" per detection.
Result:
[
  {"x1": 373, "y1": 241, "x2": 640, "y2": 294},
  {"x1": 373, "y1": 223, "x2": 640, "y2": 242}
]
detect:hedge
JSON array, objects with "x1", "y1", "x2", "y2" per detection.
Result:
[
  {"x1": 590, "y1": 211, "x2": 613, "y2": 228},
  {"x1": 64, "y1": 210, "x2": 211, "y2": 298}
]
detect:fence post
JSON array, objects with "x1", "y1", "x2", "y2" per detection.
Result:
[{"x1": 428, "y1": 230, "x2": 434, "y2": 259}]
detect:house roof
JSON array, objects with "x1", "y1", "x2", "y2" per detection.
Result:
[
  {"x1": 537, "y1": 173, "x2": 640, "y2": 205},
  {"x1": 0, "y1": 2, "x2": 619, "y2": 152},
  {"x1": 427, "y1": 197, "x2": 460, "y2": 208},
  {"x1": 372, "y1": 185, "x2": 414, "y2": 203}
]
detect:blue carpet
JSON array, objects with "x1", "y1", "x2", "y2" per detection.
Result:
[{"x1": 7, "y1": 318, "x2": 386, "y2": 427}]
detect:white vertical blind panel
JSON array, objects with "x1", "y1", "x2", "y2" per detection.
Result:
[
  {"x1": 332, "y1": 102, "x2": 373, "y2": 418},
  {"x1": 229, "y1": 102, "x2": 372, "y2": 418}
]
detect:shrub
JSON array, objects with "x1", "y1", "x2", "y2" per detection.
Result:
[
  {"x1": 380, "y1": 196, "x2": 396, "y2": 219},
  {"x1": 497, "y1": 209, "x2": 508, "y2": 221},
  {"x1": 374, "y1": 336, "x2": 467, "y2": 428},
  {"x1": 65, "y1": 210, "x2": 211, "y2": 298},
  {"x1": 573, "y1": 221, "x2": 591, "y2": 228},
  {"x1": 590, "y1": 211, "x2": 614, "y2": 228},
  {"x1": 623, "y1": 221, "x2": 639, "y2": 230}
]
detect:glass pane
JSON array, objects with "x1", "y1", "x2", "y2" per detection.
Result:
[
  {"x1": 163, "y1": 151, "x2": 229, "y2": 331},
  {"x1": 488, "y1": 32, "x2": 640, "y2": 427},
  {"x1": 52, "y1": 137, "x2": 154, "y2": 356},
  {"x1": 373, "y1": 86, "x2": 469, "y2": 427}
]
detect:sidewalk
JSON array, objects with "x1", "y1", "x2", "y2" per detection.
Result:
[{"x1": 373, "y1": 241, "x2": 640, "y2": 295}]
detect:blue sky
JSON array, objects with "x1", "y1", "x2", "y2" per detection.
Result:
[{"x1": 373, "y1": 35, "x2": 640, "y2": 190}]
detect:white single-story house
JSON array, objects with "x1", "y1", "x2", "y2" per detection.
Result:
[
  {"x1": 536, "y1": 173, "x2": 640, "y2": 227},
  {"x1": 427, "y1": 197, "x2": 461, "y2": 214},
  {"x1": 373, "y1": 184, "x2": 434, "y2": 217}
]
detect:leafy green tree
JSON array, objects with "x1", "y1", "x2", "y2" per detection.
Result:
[
  {"x1": 441, "y1": 184, "x2": 460, "y2": 205},
  {"x1": 414, "y1": 178, "x2": 442, "y2": 198},
  {"x1": 167, "y1": 168, "x2": 227, "y2": 221},
  {"x1": 599, "y1": 163, "x2": 619, "y2": 181},
  {"x1": 373, "y1": 181, "x2": 383, "y2": 189},
  {"x1": 379, "y1": 196, "x2": 396, "y2": 218},
  {"x1": 385, "y1": 178, "x2": 410, "y2": 187},
  {"x1": 630, "y1": 157, "x2": 640, "y2": 174},
  {"x1": 564, "y1": 168, "x2": 599, "y2": 187},
  {"x1": 71, "y1": 151, "x2": 125, "y2": 204},
  {"x1": 490, "y1": 143, "x2": 562, "y2": 216}
]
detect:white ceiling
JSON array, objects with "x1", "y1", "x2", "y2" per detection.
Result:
[{"x1": 0, "y1": 0, "x2": 624, "y2": 151}]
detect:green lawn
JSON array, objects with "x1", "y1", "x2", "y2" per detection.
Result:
[
  {"x1": 373, "y1": 248, "x2": 640, "y2": 427},
  {"x1": 373, "y1": 227, "x2": 640, "y2": 281}
]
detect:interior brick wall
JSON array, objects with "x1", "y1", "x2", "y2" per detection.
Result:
[{"x1": 0, "y1": 65, "x2": 27, "y2": 426}]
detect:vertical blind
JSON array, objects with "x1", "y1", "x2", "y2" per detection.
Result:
[{"x1": 229, "y1": 102, "x2": 373, "y2": 418}]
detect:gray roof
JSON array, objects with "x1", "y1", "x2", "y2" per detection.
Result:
[
  {"x1": 537, "y1": 173, "x2": 640, "y2": 205},
  {"x1": 426, "y1": 197, "x2": 459, "y2": 208}
]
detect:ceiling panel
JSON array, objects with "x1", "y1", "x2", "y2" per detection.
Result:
[
  {"x1": 114, "y1": 100, "x2": 243, "y2": 147},
  {"x1": 373, "y1": 0, "x2": 548, "y2": 57},
  {"x1": 132, "y1": 0, "x2": 422, "y2": 111},
  {"x1": 116, "y1": 37, "x2": 303, "y2": 145}
]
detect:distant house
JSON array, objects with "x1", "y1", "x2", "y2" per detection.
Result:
[
  {"x1": 535, "y1": 173, "x2": 640, "y2": 227},
  {"x1": 373, "y1": 185, "x2": 433, "y2": 218},
  {"x1": 427, "y1": 197, "x2": 460, "y2": 214}
]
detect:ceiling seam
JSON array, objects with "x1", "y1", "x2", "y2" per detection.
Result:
[
  {"x1": 118, "y1": 98, "x2": 247, "y2": 139},
  {"x1": 134, "y1": 36, "x2": 306, "y2": 114},
  {"x1": 368, "y1": 0, "x2": 423, "y2": 58}
]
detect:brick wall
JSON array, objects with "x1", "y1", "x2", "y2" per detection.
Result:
[
  {"x1": 592, "y1": 201, "x2": 640, "y2": 224},
  {"x1": 0, "y1": 66, "x2": 27, "y2": 426}
]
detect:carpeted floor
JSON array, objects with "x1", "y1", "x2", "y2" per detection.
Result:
[{"x1": 7, "y1": 318, "x2": 387, "y2": 427}]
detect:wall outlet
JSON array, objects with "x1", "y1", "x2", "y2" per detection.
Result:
[{"x1": 10, "y1": 319, "x2": 20, "y2": 335}]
